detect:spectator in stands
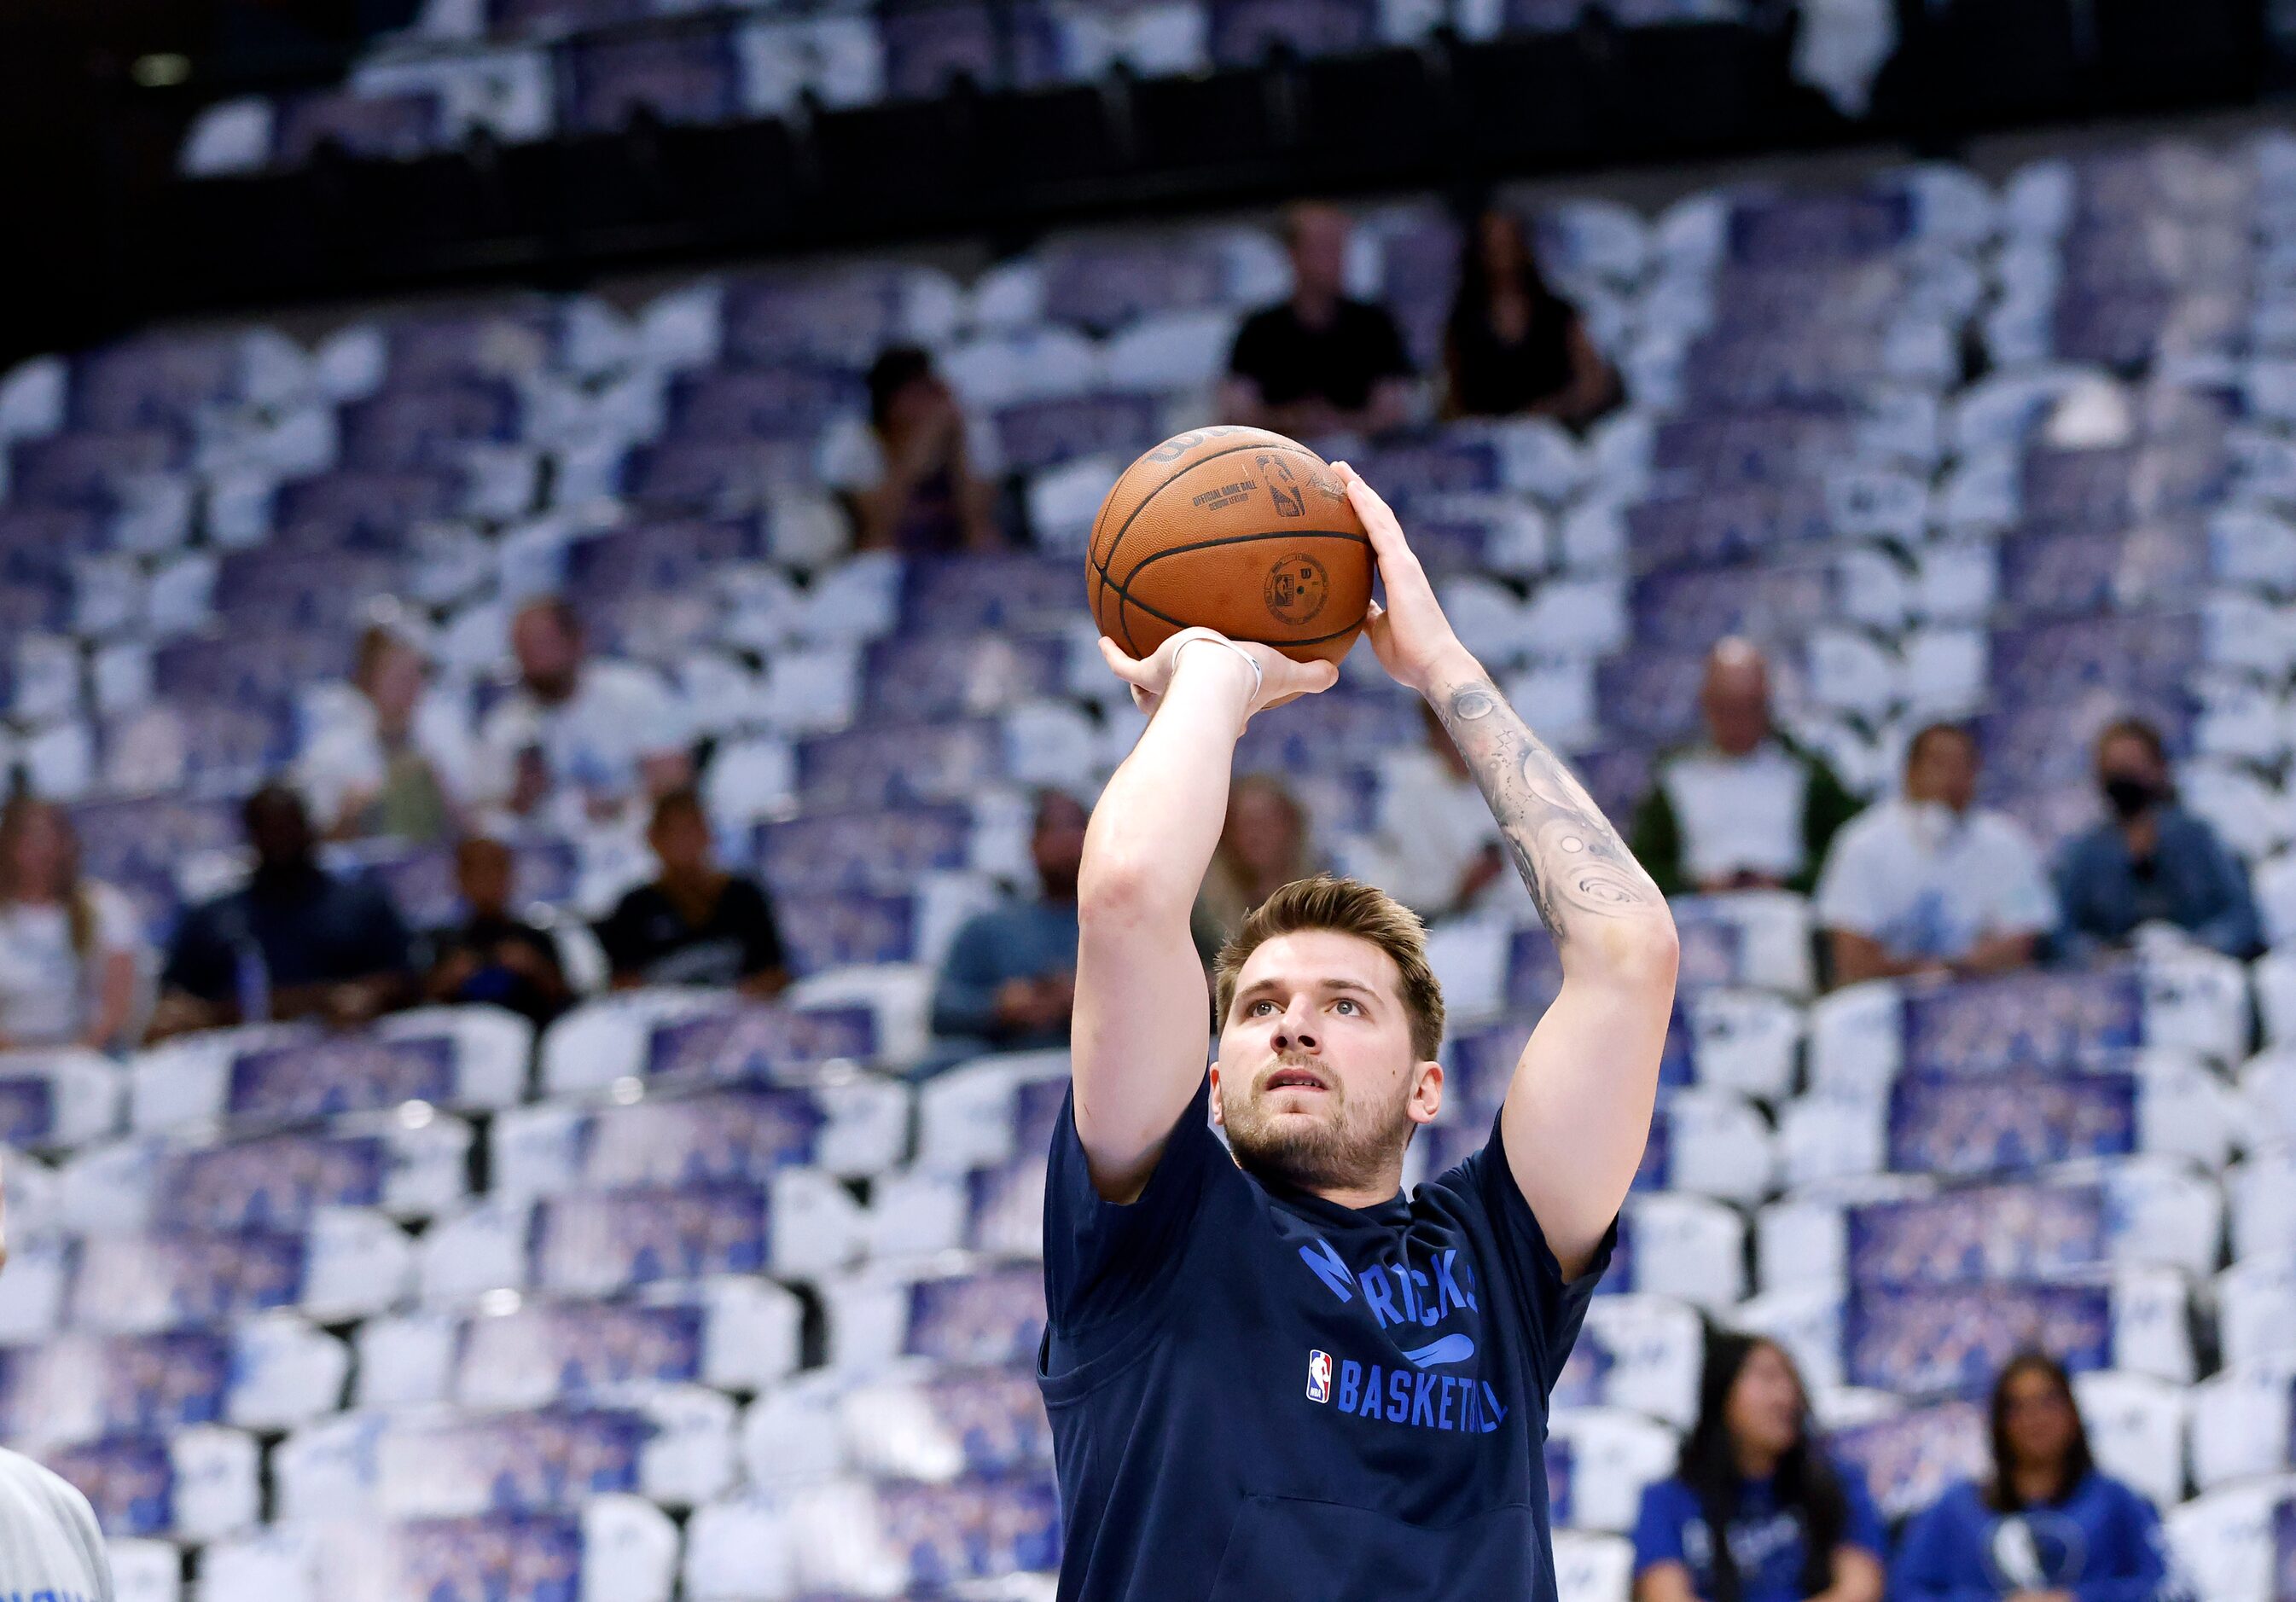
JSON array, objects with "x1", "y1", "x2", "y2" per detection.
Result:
[
  {"x1": 0, "y1": 795, "x2": 142, "y2": 1052},
  {"x1": 297, "y1": 619, "x2": 468, "y2": 845},
  {"x1": 1192, "y1": 774, "x2": 1322, "y2": 961},
  {"x1": 0, "y1": 1156, "x2": 115, "y2": 1600},
  {"x1": 823, "y1": 345, "x2": 1003, "y2": 554},
  {"x1": 1892, "y1": 1350, "x2": 2177, "y2": 1600},
  {"x1": 2054, "y1": 716, "x2": 2262, "y2": 961},
  {"x1": 596, "y1": 788, "x2": 788, "y2": 996},
  {"x1": 930, "y1": 789, "x2": 1086, "y2": 1058},
  {"x1": 1375, "y1": 699, "x2": 1508, "y2": 922},
  {"x1": 1630, "y1": 640, "x2": 1863, "y2": 898},
  {"x1": 1632, "y1": 1332, "x2": 1887, "y2": 1602},
  {"x1": 1222, "y1": 202, "x2": 1415, "y2": 438},
  {"x1": 1814, "y1": 723, "x2": 2055, "y2": 988},
  {"x1": 474, "y1": 597, "x2": 692, "y2": 826},
  {"x1": 1444, "y1": 206, "x2": 1621, "y2": 428},
  {"x1": 421, "y1": 836, "x2": 571, "y2": 1028},
  {"x1": 151, "y1": 783, "x2": 416, "y2": 1038}
]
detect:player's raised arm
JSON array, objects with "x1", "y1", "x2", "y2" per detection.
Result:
[
  {"x1": 1335, "y1": 462, "x2": 1678, "y2": 1279},
  {"x1": 1073, "y1": 630, "x2": 1339, "y2": 1203}
]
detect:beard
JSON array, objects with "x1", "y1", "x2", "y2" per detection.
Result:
[{"x1": 1220, "y1": 1054, "x2": 1417, "y2": 1194}]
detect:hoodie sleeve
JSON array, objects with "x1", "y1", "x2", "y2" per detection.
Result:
[
  {"x1": 1888, "y1": 1489, "x2": 2006, "y2": 1602},
  {"x1": 2070, "y1": 1481, "x2": 2176, "y2": 1602}
]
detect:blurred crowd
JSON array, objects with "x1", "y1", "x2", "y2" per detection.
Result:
[
  {"x1": 0, "y1": 196, "x2": 2259, "y2": 1064},
  {"x1": 0, "y1": 571, "x2": 2256, "y2": 1066},
  {"x1": 1629, "y1": 1338, "x2": 2181, "y2": 1602}
]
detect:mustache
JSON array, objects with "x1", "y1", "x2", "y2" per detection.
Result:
[{"x1": 1253, "y1": 1053, "x2": 1336, "y2": 1092}]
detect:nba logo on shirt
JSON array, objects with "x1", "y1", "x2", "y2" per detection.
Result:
[{"x1": 1306, "y1": 1350, "x2": 1332, "y2": 1403}]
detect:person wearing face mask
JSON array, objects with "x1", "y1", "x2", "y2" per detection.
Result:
[
  {"x1": 1812, "y1": 723, "x2": 2055, "y2": 989},
  {"x1": 2051, "y1": 717, "x2": 2260, "y2": 961}
]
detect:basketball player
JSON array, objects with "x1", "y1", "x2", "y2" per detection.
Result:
[
  {"x1": 0, "y1": 1154, "x2": 115, "y2": 1600},
  {"x1": 1043, "y1": 462, "x2": 1680, "y2": 1601}
]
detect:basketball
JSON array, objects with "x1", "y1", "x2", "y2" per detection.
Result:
[{"x1": 1087, "y1": 426, "x2": 1373, "y2": 665}]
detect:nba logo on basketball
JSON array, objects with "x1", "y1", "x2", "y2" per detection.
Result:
[{"x1": 1306, "y1": 1350, "x2": 1332, "y2": 1403}]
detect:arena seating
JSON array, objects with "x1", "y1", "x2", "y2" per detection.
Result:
[
  {"x1": 175, "y1": 0, "x2": 1826, "y2": 178},
  {"x1": 7, "y1": 133, "x2": 2296, "y2": 1599}
]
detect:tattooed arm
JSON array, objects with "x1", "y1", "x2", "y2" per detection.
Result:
[{"x1": 1335, "y1": 465, "x2": 1679, "y2": 1277}]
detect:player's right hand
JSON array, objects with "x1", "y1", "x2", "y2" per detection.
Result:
[{"x1": 1097, "y1": 629, "x2": 1340, "y2": 723}]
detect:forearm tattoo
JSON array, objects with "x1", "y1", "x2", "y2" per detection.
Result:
[{"x1": 1436, "y1": 679, "x2": 1663, "y2": 945}]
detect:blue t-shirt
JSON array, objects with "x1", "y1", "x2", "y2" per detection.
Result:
[
  {"x1": 1892, "y1": 1472, "x2": 2181, "y2": 1601},
  {"x1": 1631, "y1": 1466, "x2": 1886, "y2": 1602},
  {"x1": 1038, "y1": 1071, "x2": 1610, "y2": 1602}
]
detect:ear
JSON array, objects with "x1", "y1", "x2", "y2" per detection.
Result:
[
  {"x1": 1408, "y1": 1059, "x2": 1444, "y2": 1126},
  {"x1": 1207, "y1": 1060, "x2": 1226, "y2": 1128}
]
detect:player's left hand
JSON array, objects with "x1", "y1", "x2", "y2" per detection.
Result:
[{"x1": 1332, "y1": 461, "x2": 1472, "y2": 696}]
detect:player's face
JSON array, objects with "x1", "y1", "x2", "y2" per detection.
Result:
[{"x1": 1212, "y1": 929, "x2": 1439, "y2": 1193}]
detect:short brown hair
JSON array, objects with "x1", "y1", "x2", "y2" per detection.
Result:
[
  {"x1": 1903, "y1": 719, "x2": 1975, "y2": 775},
  {"x1": 1212, "y1": 874, "x2": 1445, "y2": 1062},
  {"x1": 2094, "y1": 715, "x2": 2166, "y2": 770}
]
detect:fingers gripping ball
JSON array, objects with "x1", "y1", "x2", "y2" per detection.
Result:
[{"x1": 1087, "y1": 427, "x2": 1374, "y2": 665}]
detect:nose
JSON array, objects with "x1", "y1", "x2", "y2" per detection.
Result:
[{"x1": 1270, "y1": 998, "x2": 1319, "y2": 1053}]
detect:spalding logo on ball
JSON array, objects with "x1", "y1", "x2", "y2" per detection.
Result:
[{"x1": 1087, "y1": 426, "x2": 1374, "y2": 664}]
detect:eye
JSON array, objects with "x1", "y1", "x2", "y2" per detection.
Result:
[
  {"x1": 1248, "y1": 1000, "x2": 1277, "y2": 1016},
  {"x1": 1334, "y1": 998, "x2": 1360, "y2": 1015}
]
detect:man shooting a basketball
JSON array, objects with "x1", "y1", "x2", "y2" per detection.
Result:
[{"x1": 1042, "y1": 461, "x2": 1680, "y2": 1601}]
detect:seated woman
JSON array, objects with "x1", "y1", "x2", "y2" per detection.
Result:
[
  {"x1": 1444, "y1": 206, "x2": 1621, "y2": 429},
  {"x1": 1893, "y1": 1350, "x2": 2178, "y2": 1600},
  {"x1": 822, "y1": 345, "x2": 1004, "y2": 555},
  {"x1": 1633, "y1": 1332, "x2": 1886, "y2": 1602},
  {"x1": 0, "y1": 796, "x2": 143, "y2": 1052}
]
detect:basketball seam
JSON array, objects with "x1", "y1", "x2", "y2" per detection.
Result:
[
  {"x1": 1091, "y1": 438, "x2": 1340, "y2": 659},
  {"x1": 1121, "y1": 527, "x2": 1369, "y2": 579},
  {"x1": 1110, "y1": 584, "x2": 1366, "y2": 648}
]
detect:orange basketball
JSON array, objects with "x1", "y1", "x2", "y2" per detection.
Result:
[{"x1": 1086, "y1": 426, "x2": 1372, "y2": 665}]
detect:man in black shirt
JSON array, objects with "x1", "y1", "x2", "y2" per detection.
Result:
[
  {"x1": 1053, "y1": 464, "x2": 1679, "y2": 1601},
  {"x1": 152, "y1": 782, "x2": 416, "y2": 1039},
  {"x1": 1222, "y1": 203, "x2": 1415, "y2": 439},
  {"x1": 596, "y1": 788, "x2": 788, "y2": 997},
  {"x1": 423, "y1": 836, "x2": 572, "y2": 1027}
]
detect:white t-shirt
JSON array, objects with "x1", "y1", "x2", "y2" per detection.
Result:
[
  {"x1": 1813, "y1": 798, "x2": 2056, "y2": 961},
  {"x1": 0, "y1": 1446, "x2": 111, "y2": 1602},
  {"x1": 0, "y1": 881, "x2": 140, "y2": 1048},
  {"x1": 294, "y1": 686, "x2": 474, "y2": 829},
  {"x1": 474, "y1": 659, "x2": 691, "y2": 815},
  {"x1": 1660, "y1": 741, "x2": 1811, "y2": 885}
]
